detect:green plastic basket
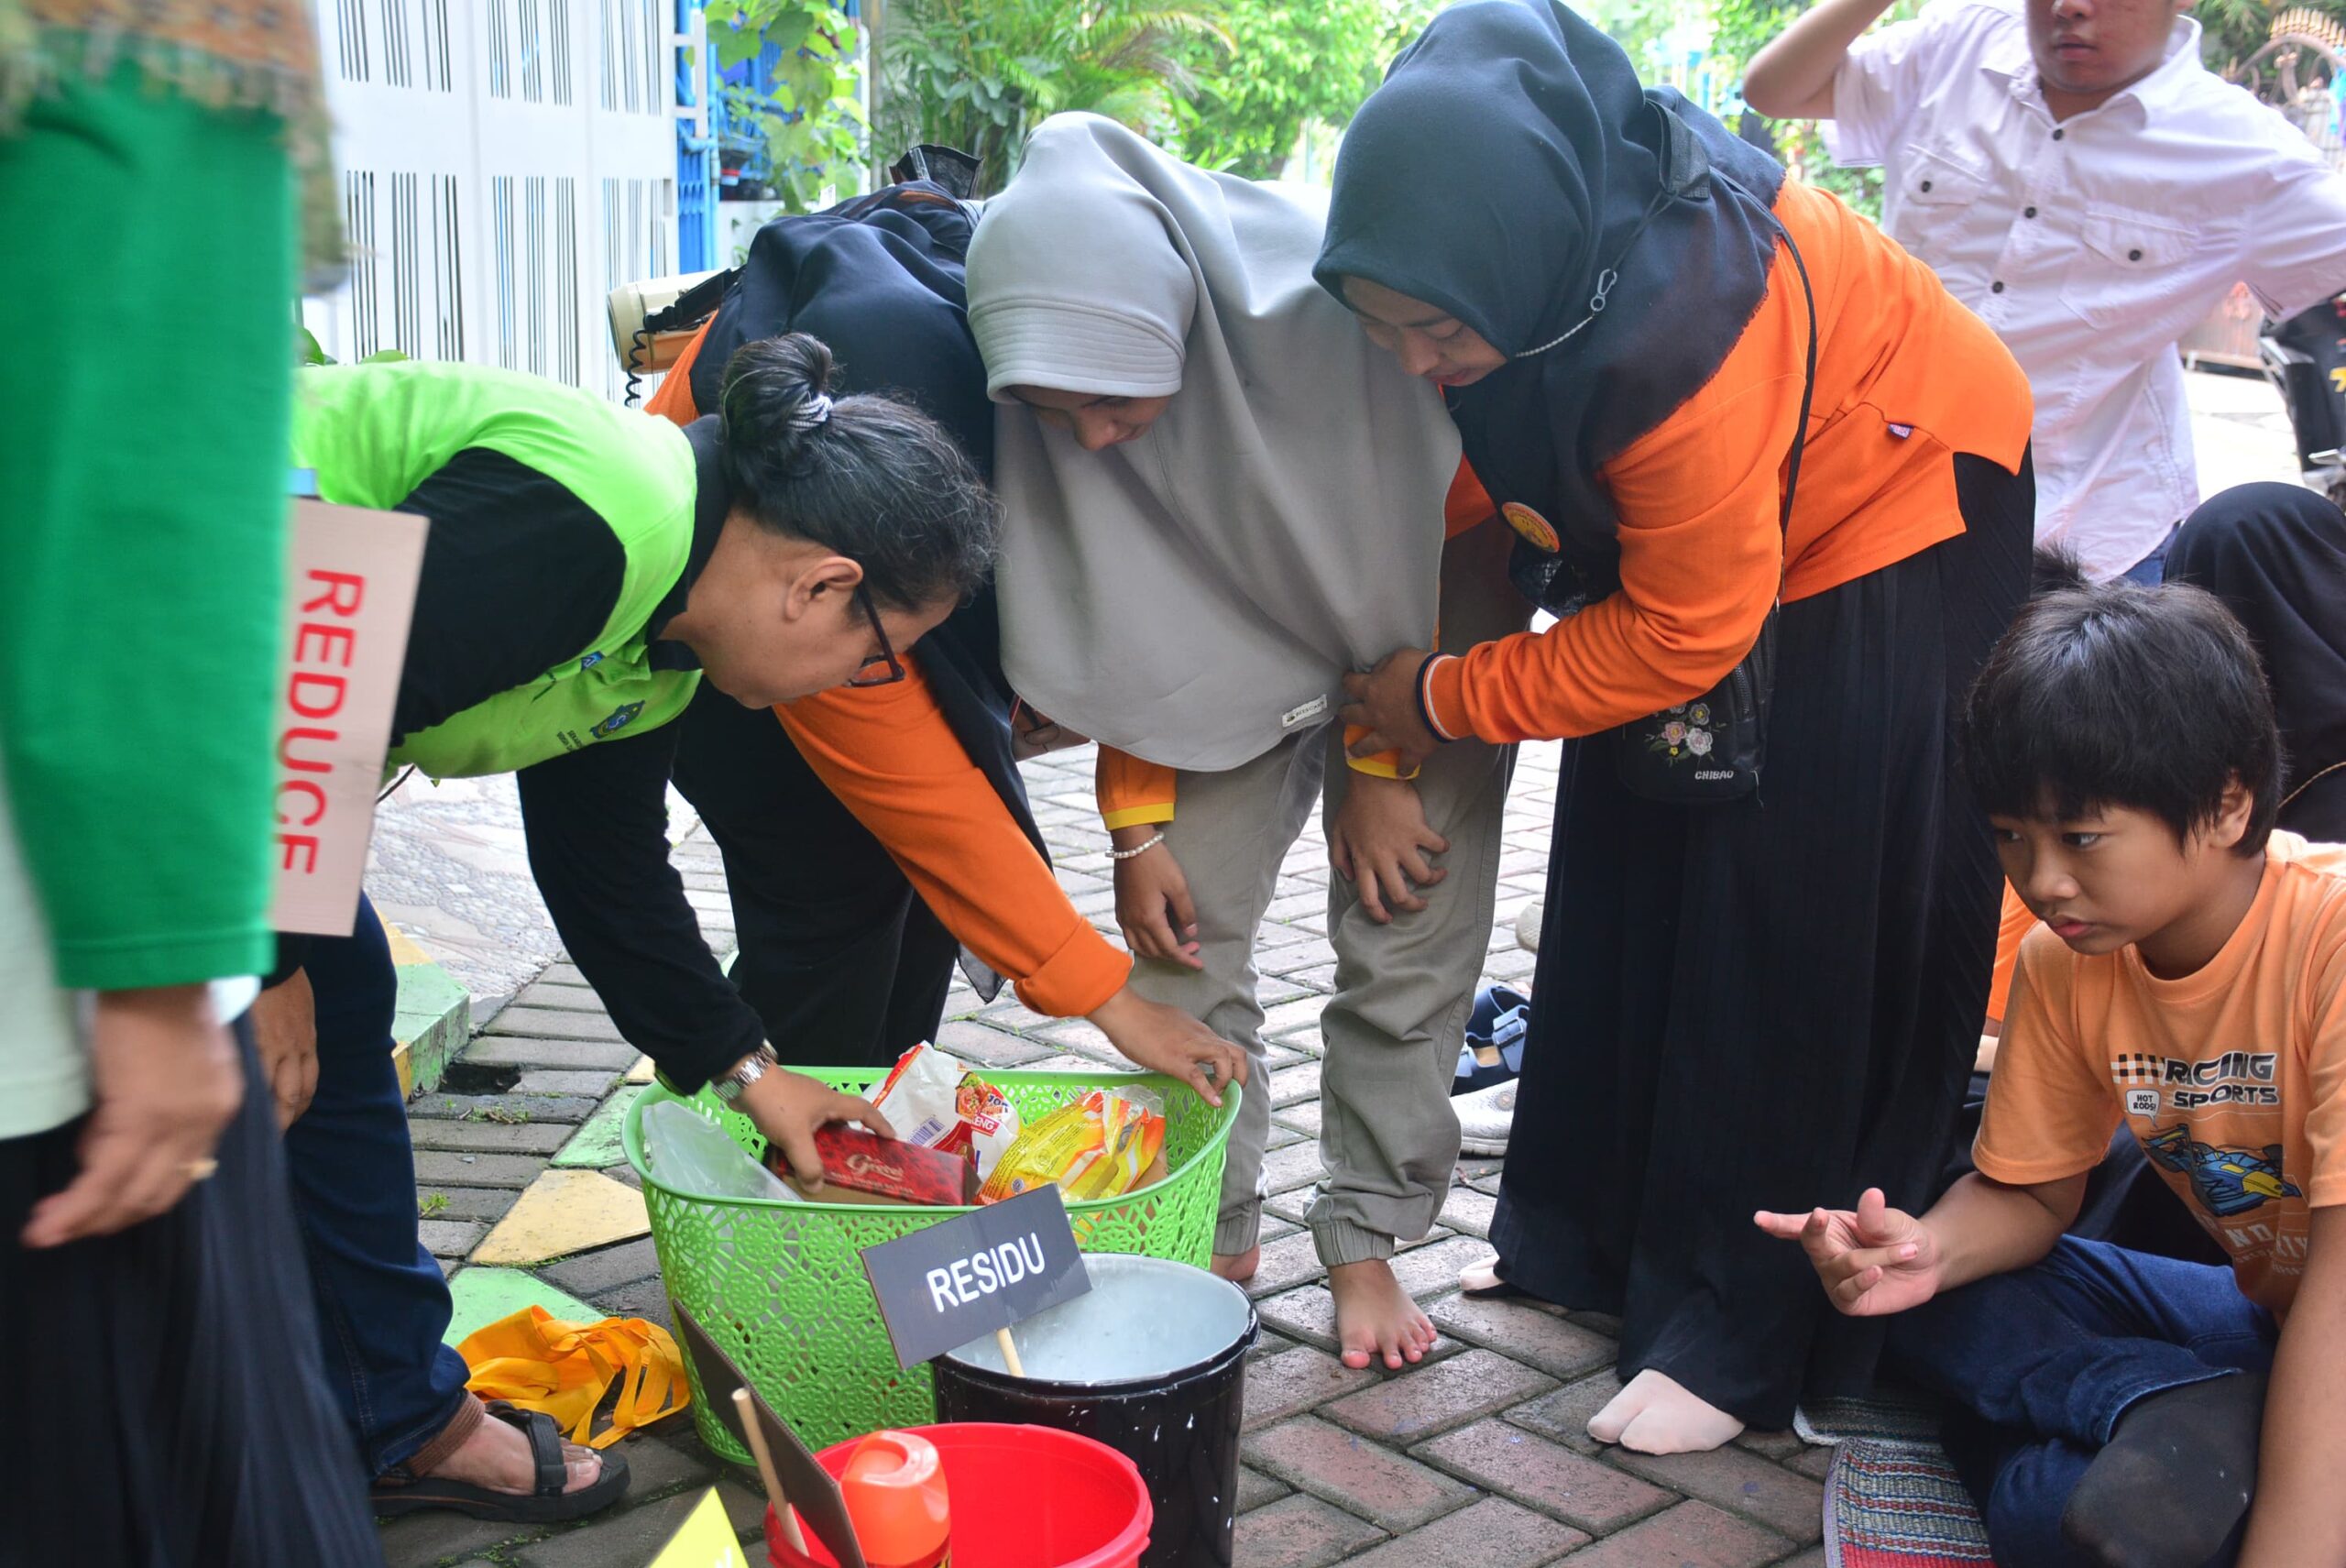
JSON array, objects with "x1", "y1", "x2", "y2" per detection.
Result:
[{"x1": 623, "y1": 1068, "x2": 1239, "y2": 1462}]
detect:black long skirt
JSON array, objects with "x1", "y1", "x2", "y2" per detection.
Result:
[
  {"x1": 1488, "y1": 451, "x2": 2034, "y2": 1429},
  {"x1": 0, "y1": 1015, "x2": 384, "y2": 1567}
]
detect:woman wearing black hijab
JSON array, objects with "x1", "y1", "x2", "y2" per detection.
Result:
[
  {"x1": 2164, "y1": 483, "x2": 2346, "y2": 842},
  {"x1": 1322, "y1": 0, "x2": 2036, "y2": 1452}
]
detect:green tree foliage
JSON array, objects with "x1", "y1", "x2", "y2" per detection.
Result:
[
  {"x1": 704, "y1": 0, "x2": 868, "y2": 211},
  {"x1": 1166, "y1": 0, "x2": 1439, "y2": 179},
  {"x1": 2200, "y1": 0, "x2": 2346, "y2": 79},
  {"x1": 875, "y1": 0, "x2": 1231, "y2": 195}
]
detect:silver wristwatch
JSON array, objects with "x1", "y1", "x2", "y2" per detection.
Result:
[{"x1": 711, "y1": 1044, "x2": 779, "y2": 1103}]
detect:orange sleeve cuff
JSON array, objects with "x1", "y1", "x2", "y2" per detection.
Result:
[
  {"x1": 1097, "y1": 747, "x2": 1177, "y2": 830},
  {"x1": 1013, "y1": 920, "x2": 1132, "y2": 1019},
  {"x1": 1423, "y1": 653, "x2": 1471, "y2": 743}
]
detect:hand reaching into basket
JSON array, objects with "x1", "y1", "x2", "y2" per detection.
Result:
[
  {"x1": 1091, "y1": 986, "x2": 1249, "y2": 1109},
  {"x1": 738, "y1": 1067, "x2": 895, "y2": 1191}
]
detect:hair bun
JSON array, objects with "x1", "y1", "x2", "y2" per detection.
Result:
[{"x1": 720, "y1": 333, "x2": 839, "y2": 473}]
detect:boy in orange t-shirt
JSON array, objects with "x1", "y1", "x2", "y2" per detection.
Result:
[{"x1": 1759, "y1": 576, "x2": 2346, "y2": 1568}]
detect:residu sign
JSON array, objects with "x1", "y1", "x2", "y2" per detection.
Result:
[
  {"x1": 923, "y1": 1230, "x2": 1051, "y2": 1311},
  {"x1": 859, "y1": 1185, "x2": 1091, "y2": 1369}
]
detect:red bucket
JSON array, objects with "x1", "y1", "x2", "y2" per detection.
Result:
[{"x1": 765, "y1": 1422, "x2": 1152, "y2": 1568}]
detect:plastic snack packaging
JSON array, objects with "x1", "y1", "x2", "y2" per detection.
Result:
[
  {"x1": 871, "y1": 1043, "x2": 1023, "y2": 1180},
  {"x1": 979, "y1": 1087, "x2": 1167, "y2": 1204}
]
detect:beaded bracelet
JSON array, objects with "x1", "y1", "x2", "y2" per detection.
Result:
[{"x1": 1105, "y1": 831, "x2": 1167, "y2": 861}]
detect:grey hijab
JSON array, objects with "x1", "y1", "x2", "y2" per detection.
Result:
[{"x1": 968, "y1": 113, "x2": 1463, "y2": 773}]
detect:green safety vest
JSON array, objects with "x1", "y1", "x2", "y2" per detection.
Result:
[{"x1": 291, "y1": 361, "x2": 704, "y2": 780}]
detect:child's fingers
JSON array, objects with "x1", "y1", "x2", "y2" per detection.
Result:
[
  {"x1": 1832, "y1": 1264, "x2": 1887, "y2": 1311},
  {"x1": 1378, "y1": 861, "x2": 1429, "y2": 915},
  {"x1": 1123, "y1": 907, "x2": 1179, "y2": 961},
  {"x1": 1834, "y1": 1242, "x2": 1920, "y2": 1291},
  {"x1": 1752, "y1": 1210, "x2": 1810, "y2": 1239},
  {"x1": 1855, "y1": 1187, "x2": 1906, "y2": 1244}
]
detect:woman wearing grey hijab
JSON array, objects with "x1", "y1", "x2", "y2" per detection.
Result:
[{"x1": 969, "y1": 113, "x2": 1526, "y2": 1372}]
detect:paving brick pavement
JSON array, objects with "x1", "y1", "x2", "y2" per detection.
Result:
[{"x1": 382, "y1": 739, "x2": 1836, "y2": 1566}]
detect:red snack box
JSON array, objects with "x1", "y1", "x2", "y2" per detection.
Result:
[{"x1": 773, "y1": 1124, "x2": 980, "y2": 1207}]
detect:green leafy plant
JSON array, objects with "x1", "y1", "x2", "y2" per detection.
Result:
[
  {"x1": 418, "y1": 1192, "x2": 450, "y2": 1218},
  {"x1": 2200, "y1": 0, "x2": 2342, "y2": 76},
  {"x1": 1703, "y1": 0, "x2": 1917, "y2": 221},
  {"x1": 1166, "y1": 0, "x2": 1437, "y2": 179},
  {"x1": 703, "y1": 0, "x2": 868, "y2": 210},
  {"x1": 876, "y1": 0, "x2": 1233, "y2": 194}
]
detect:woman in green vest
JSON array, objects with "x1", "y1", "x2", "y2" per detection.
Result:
[{"x1": 261, "y1": 333, "x2": 996, "y2": 1520}]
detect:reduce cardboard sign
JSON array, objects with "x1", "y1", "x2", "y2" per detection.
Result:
[
  {"x1": 269, "y1": 495, "x2": 427, "y2": 935},
  {"x1": 859, "y1": 1185, "x2": 1091, "y2": 1369}
]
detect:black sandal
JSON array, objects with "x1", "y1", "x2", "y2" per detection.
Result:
[{"x1": 372, "y1": 1401, "x2": 631, "y2": 1522}]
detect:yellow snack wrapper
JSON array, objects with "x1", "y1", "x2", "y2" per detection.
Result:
[{"x1": 979, "y1": 1088, "x2": 1167, "y2": 1204}]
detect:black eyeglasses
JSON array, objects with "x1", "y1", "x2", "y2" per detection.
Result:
[{"x1": 847, "y1": 584, "x2": 907, "y2": 687}]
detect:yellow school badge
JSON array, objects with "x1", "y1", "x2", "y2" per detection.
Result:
[{"x1": 1503, "y1": 501, "x2": 1561, "y2": 554}]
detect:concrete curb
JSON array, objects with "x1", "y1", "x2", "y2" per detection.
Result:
[{"x1": 385, "y1": 918, "x2": 471, "y2": 1100}]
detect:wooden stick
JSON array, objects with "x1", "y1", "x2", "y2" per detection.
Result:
[
  {"x1": 735, "y1": 1387, "x2": 806, "y2": 1553},
  {"x1": 995, "y1": 1325, "x2": 1026, "y2": 1379}
]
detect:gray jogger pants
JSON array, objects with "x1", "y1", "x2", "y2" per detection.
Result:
[{"x1": 1127, "y1": 519, "x2": 1523, "y2": 1266}]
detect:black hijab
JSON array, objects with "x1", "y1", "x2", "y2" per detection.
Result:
[
  {"x1": 688, "y1": 181, "x2": 992, "y2": 478},
  {"x1": 1316, "y1": 0, "x2": 1787, "y2": 592},
  {"x1": 2165, "y1": 484, "x2": 2346, "y2": 841}
]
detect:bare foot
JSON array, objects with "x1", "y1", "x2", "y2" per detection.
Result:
[
  {"x1": 1328, "y1": 1259, "x2": 1437, "y2": 1371},
  {"x1": 426, "y1": 1410, "x2": 606, "y2": 1497},
  {"x1": 1586, "y1": 1368, "x2": 1744, "y2": 1454},
  {"x1": 1211, "y1": 1245, "x2": 1261, "y2": 1283}
]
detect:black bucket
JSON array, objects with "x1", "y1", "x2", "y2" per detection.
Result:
[{"x1": 933, "y1": 1255, "x2": 1257, "y2": 1568}]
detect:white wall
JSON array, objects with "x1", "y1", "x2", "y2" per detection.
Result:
[{"x1": 304, "y1": 0, "x2": 680, "y2": 401}]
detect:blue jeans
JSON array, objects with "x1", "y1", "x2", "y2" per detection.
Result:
[
  {"x1": 2121, "y1": 524, "x2": 2181, "y2": 586},
  {"x1": 284, "y1": 894, "x2": 475, "y2": 1476},
  {"x1": 1887, "y1": 1237, "x2": 2276, "y2": 1568}
]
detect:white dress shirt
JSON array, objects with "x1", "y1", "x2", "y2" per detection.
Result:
[{"x1": 1827, "y1": 0, "x2": 2346, "y2": 578}]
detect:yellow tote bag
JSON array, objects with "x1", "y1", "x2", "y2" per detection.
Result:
[{"x1": 456, "y1": 1307, "x2": 689, "y2": 1450}]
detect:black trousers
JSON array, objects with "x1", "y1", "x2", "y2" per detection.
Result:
[
  {"x1": 2163, "y1": 481, "x2": 2346, "y2": 842},
  {"x1": 1488, "y1": 450, "x2": 2034, "y2": 1429},
  {"x1": 671, "y1": 677, "x2": 959, "y2": 1072},
  {"x1": 0, "y1": 1016, "x2": 383, "y2": 1567}
]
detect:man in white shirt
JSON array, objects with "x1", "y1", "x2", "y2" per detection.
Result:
[{"x1": 1747, "y1": 0, "x2": 2346, "y2": 581}]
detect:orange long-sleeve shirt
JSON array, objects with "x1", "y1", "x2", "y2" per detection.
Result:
[
  {"x1": 650, "y1": 326, "x2": 1130, "y2": 1018},
  {"x1": 1095, "y1": 460, "x2": 1500, "y2": 828},
  {"x1": 1422, "y1": 178, "x2": 2032, "y2": 745}
]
